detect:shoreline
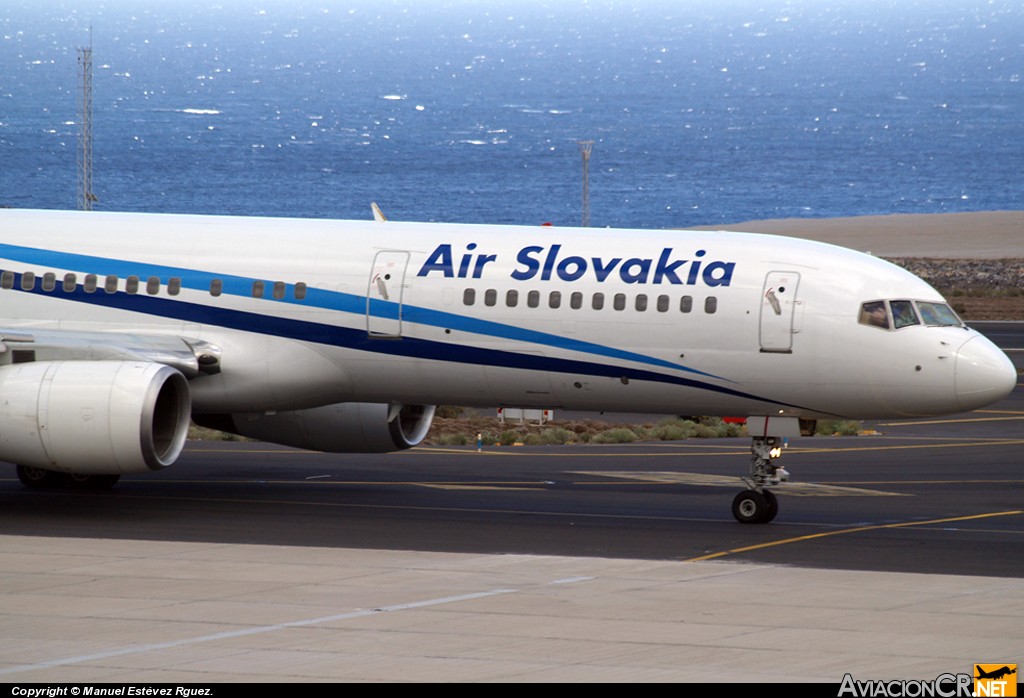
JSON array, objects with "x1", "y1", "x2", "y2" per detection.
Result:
[
  {"x1": 690, "y1": 210, "x2": 1024, "y2": 259},
  {"x1": 692, "y1": 211, "x2": 1023, "y2": 320}
]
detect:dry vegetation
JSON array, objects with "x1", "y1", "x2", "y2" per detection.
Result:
[
  {"x1": 425, "y1": 408, "x2": 863, "y2": 446},
  {"x1": 425, "y1": 412, "x2": 745, "y2": 446}
]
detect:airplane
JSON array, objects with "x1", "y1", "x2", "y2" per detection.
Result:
[
  {"x1": 0, "y1": 208, "x2": 1016, "y2": 523},
  {"x1": 975, "y1": 666, "x2": 1016, "y2": 681}
]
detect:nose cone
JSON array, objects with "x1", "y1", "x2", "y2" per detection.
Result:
[{"x1": 955, "y1": 335, "x2": 1018, "y2": 411}]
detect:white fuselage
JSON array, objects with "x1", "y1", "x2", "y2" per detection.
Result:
[{"x1": 0, "y1": 208, "x2": 1016, "y2": 421}]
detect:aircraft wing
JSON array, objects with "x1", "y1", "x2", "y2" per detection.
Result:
[{"x1": 0, "y1": 328, "x2": 221, "y2": 378}]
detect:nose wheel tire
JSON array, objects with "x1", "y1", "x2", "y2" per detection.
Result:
[
  {"x1": 732, "y1": 489, "x2": 778, "y2": 524},
  {"x1": 762, "y1": 490, "x2": 778, "y2": 523}
]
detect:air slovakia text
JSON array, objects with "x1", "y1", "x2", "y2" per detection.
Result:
[{"x1": 416, "y1": 243, "x2": 736, "y2": 286}]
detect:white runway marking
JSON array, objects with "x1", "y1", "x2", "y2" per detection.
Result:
[{"x1": 0, "y1": 588, "x2": 518, "y2": 676}]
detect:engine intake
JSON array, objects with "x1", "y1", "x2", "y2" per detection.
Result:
[{"x1": 0, "y1": 361, "x2": 191, "y2": 474}]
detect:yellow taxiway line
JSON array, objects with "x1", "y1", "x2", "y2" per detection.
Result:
[{"x1": 684, "y1": 510, "x2": 1024, "y2": 562}]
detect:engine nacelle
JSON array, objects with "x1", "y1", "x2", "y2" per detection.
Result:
[
  {"x1": 0, "y1": 361, "x2": 191, "y2": 474},
  {"x1": 195, "y1": 402, "x2": 435, "y2": 453}
]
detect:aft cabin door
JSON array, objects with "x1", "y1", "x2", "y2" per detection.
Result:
[
  {"x1": 759, "y1": 271, "x2": 801, "y2": 353},
  {"x1": 367, "y1": 251, "x2": 410, "y2": 338}
]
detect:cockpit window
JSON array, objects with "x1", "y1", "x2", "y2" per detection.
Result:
[
  {"x1": 917, "y1": 302, "x2": 962, "y2": 327},
  {"x1": 890, "y1": 300, "x2": 920, "y2": 329},
  {"x1": 859, "y1": 301, "x2": 890, "y2": 329},
  {"x1": 860, "y1": 299, "x2": 963, "y2": 330}
]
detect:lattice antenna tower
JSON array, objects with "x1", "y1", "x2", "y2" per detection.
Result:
[
  {"x1": 577, "y1": 140, "x2": 593, "y2": 227},
  {"x1": 77, "y1": 28, "x2": 96, "y2": 211}
]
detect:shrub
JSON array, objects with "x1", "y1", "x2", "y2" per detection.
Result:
[
  {"x1": 521, "y1": 428, "x2": 574, "y2": 445},
  {"x1": 815, "y1": 419, "x2": 861, "y2": 436},
  {"x1": 434, "y1": 433, "x2": 469, "y2": 446},
  {"x1": 692, "y1": 423, "x2": 718, "y2": 438},
  {"x1": 591, "y1": 427, "x2": 638, "y2": 444},
  {"x1": 715, "y1": 421, "x2": 745, "y2": 437}
]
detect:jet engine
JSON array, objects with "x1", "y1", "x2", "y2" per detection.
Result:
[
  {"x1": 0, "y1": 361, "x2": 191, "y2": 474},
  {"x1": 194, "y1": 402, "x2": 436, "y2": 453}
]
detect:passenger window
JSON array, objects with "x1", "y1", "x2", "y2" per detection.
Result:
[
  {"x1": 859, "y1": 301, "x2": 890, "y2": 329},
  {"x1": 210, "y1": 279, "x2": 223, "y2": 297},
  {"x1": 126, "y1": 276, "x2": 139, "y2": 294},
  {"x1": 1, "y1": 271, "x2": 13, "y2": 289},
  {"x1": 613, "y1": 293, "x2": 626, "y2": 311},
  {"x1": 527, "y1": 290, "x2": 540, "y2": 308},
  {"x1": 273, "y1": 281, "x2": 286, "y2": 300},
  {"x1": 294, "y1": 282, "x2": 307, "y2": 300},
  {"x1": 890, "y1": 300, "x2": 919, "y2": 329},
  {"x1": 680, "y1": 295, "x2": 693, "y2": 313},
  {"x1": 42, "y1": 272, "x2": 56, "y2": 292},
  {"x1": 657, "y1": 295, "x2": 669, "y2": 312},
  {"x1": 84, "y1": 274, "x2": 98, "y2": 293},
  {"x1": 463, "y1": 288, "x2": 475, "y2": 305},
  {"x1": 549, "y1": 291, "x2": 561, "y2": 309},
  {"x1": 105, "y1": 275, "x2": 118, "y2": 293},
  {"x1": 63, "y1": 273, "x2": 76, "y2": 292},
  {"x1": 21, "y1": 271, "x2": 35, "y2": 291},
  {"x1": 635, "y1": 294, "x2": 648, "y2": 312},
  {"x1": 570, "y1": 291, "x2": 583, "y2": 309},
  {"x1": 252, "y1": 281, "x2": 265, "y2": 298},
  {"x1": 505, "y1": 289, "x2": 518, "y2": 307},
  {"x1": 592, "y1": 293, "x2": 604, "y2": 310},
  {"x1": 146, "y1": 277, "x2": 160, "y2": 295},
  {"x1": 167, "y1": 277, "x2": 181, "y2": 296},
  {"x1": 484, "y1": 289, "x2": 497, "y2": 307},
  {"x1": 705, "y1": 296, "x2": 717, "y2": 314}
]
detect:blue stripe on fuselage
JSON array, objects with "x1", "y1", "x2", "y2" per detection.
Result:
[
  {"x1": 6, "y1": 274, "x2": 790, "y2": 406},
  {"x1": 0, "y1": 243, "x2": 731, "y2": 381}
]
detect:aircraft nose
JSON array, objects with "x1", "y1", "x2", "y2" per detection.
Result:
[{"x1": 955, "y1": 335, "x2": 1018, "y2": 411}]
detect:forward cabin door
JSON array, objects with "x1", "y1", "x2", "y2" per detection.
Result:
[
  {"x1": 367, "y1": 250, "x2": 410, "y2": 338},
  {"x1": 759, "y1": 271, "x2": 801, "y2": 353}
]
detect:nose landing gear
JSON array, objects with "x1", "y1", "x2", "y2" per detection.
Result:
[{"x1": 732, "y1": 436, "x2": 788, "y2": 524}]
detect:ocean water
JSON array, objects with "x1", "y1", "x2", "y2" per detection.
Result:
[{"x1": 1, "y1": 0, "x2": 1022, "y2": 229}]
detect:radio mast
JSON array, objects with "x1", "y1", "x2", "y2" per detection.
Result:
[
  {"x1": 77, "y1": 29, "x2": 96, "y2": 210},
  {"x1": 577, "y1": 140, "x2": 593, "y2": 227}
]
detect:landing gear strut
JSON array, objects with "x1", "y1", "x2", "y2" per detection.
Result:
[{"x1": 732, "y1": 436, "x2": 789, "y2": 524}]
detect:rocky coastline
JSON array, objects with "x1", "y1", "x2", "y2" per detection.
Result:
[{"x1": 887, "y1": 257, "x2": 1024, "y2": 320}]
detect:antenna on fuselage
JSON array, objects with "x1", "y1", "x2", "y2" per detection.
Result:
[{"x1": 371, "y1": 202, "x2": 388, "y2": 222}]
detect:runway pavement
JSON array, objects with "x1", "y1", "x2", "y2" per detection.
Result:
[{"x1": 2, "y1": 536, "x2": 1022, "y2": 683}]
